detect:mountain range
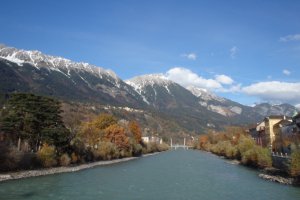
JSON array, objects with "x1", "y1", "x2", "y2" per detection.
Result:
[{"x1": 0, "y1": 44, "x2": 298, "y2": 135}]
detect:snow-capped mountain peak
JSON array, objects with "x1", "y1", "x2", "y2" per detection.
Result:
[
  {"x1": 126, "y1": 74, "x2": 173, "y2": 88},
  {"x1": 0, "y1": 44, "x2": 119, "y2": 81}
]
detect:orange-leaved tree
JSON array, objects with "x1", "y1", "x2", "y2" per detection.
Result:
[
  {"x1": 104, "y1": 124, "x2": 129, "y2": 152},
  {"x1": 199, "y1": 135, "x2": 209, "y2": 149},
  {"x1": 128, "y1": 120, "x2": 142, "y2": 144}
]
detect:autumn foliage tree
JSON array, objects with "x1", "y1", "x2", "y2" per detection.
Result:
[
  {"x1": 93, "y1": 114, "x2": 117, "y2": 130},
  {"x1": 128, "y1": 120, "x2": 142, "y2": 144},
  {"x1": 104, "y1": 124, "x2": 129, "y2": 153},
  {"x1": 78, "y1": 121, "x2": 101, "y2": 149}
]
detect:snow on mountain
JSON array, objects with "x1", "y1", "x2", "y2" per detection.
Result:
[
  {"x1": 0, "y1": 44, "x2": 121, "y2": 86},
  {"x1": 126, "y1": 74, "x2": 175, "y2": 104},
  {"x1": 0, "y1": 44, "x2": 145, "y2": 107}
]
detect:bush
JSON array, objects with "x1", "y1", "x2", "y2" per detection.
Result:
[
  {"x1": 71, "y1": 152, "x2": 79, "y2": 164},
  {"x1": 157, "y1": 143, "x2": 169, "y2": 152},
  {"x1": 93, "y1": 142, "x2": 119, "y2": 160},
  {"x1": 59, "y1": 153, "x2": 71, "y2": 166},
  {"x1": 142, "y1": 142, "x2": 169, "y2": 154},
  {"x1": 37, "y1": 144, "x2": 57, "y2": 168},
  {"x1": 256, "y1": 147, "x2": 272, "y2": 168},
  {"x1": 0, "y1": 145, "x2": 20, "y2": 171},
  {"x1": 237, "y1": 135, "x2": 255, "y2": 158},
  {"x1": 18, "y1": 152, "x2": 41, "y2": 170},
  {"x1": 225, "y1": 145, "x2": 238, "y2": 159},
  {"x1": 131, "y1": 142, "x2": 143, "y2": 157},
  {"x1": 241, "y1": 146, "x2": 272, "y2": 168},
  {"x1": 290, "y1": 150, "x2": 300, "y2": 177},
  {"x1": 142, "y1": 142, "x2": 156, "y2": 154}
]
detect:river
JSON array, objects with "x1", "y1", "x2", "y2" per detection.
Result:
[{"x1": 0, "y1": 149, "x2": 299, "y2": 200}]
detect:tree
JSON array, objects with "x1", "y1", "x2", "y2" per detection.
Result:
[
  {"x1": 93, "y1": 114, "x2": 117, "y2": 130},
  {"x1": 0, "y1": 93, "x2": 70, "y2": 151},
  {"x1": 128, "y1": 120, "x2": 142, "y2": 144},
  {"x1": 104, "y1": 124, "x2": 129, "y2": 152},
  {"x1": 78, "y1": 121, "x2": 101, "y2": 149},
  {"x1": 199, "y1": 135, "x2": 209, "y2": 149}
]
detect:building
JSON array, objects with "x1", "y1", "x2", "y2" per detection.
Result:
[
  {"x1": 249, "y1": 115, "x2": 292, "y2": 150},
  {"x1": 141, "y1": 136, "x2": 162, "y2": 144},
  {"x1": 141, "y1": 136, "x2": 149, "y2": 143},
  {"x1": 264, "y1": 115, "x2": 291, "y2": 150}
]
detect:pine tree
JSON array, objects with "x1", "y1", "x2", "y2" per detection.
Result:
[{"x1": 0, "y1": 93, "x2": 70, "y2": 151}]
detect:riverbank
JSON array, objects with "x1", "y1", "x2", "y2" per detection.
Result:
[
  {"x1": 199, "y1": 150, "x2": 298, "y2": 186},
  {"x1": 0, "y1": 152, "x2": 160, "y2": 182}
]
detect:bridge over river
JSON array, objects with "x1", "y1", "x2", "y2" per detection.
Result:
[{"x1": 170, "y1": 138, "x2": 192, "y2": 149}]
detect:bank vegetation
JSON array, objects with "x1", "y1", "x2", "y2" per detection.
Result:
[{"x1": 0, "y1": 93, "x2": 169, "y2": 172}]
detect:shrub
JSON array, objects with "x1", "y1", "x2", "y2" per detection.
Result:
[
  {"x1": 237, "y1": 135, "x2": 255, "y2": 158},
  {"x1": 0, "y1": 145, "x2": 20, "y2": 171},
  {"x1": 241, "y1": 146, "x2": 272, "y2": 168},
  {"x1": 59, "y1": 153, "x2": 71, "y2": 166},
  {"x1": 225, "y1": 145, "x2": 238, "y2": 159},
  {"x1": 93, "y1": 142, "x2": 119, "y2": 160},
  {"x1": 157, "y1": 143, "x2": 169, "y2": 152},
  {"x1": 241, "y1": 149, "x2": 256, "y2": 166},
  {"x1": 290, "y1": 150, "x2": 300, "y2": 177},
  {"x1": 256, "y1": 147, "x2": 272, "y2": 168},
  {"x1": 37, "y1": 144, "x2": 57, "y2": 168},
  {"x1": 18, "y1": 152, "x2": 41, "y2": 170},
  {"x1": 71, "y1": 152, "x2": 79, "y2": 164},
  {"x1": 142, "y1": 142, "x2": 155, "y2": 154},
  {"x1": 131, "y1": 142, "x2": 143, "y2": 156}
]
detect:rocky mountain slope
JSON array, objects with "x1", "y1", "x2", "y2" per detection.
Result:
[
  {"x1": 0, "y1": 44, "x2": 298, "y2": 134},
  {"x1": 0, "y1": 45, "x2": 145, "y2": 107}
]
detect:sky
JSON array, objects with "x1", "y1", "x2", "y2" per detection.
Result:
[{"x1": 1, "y1": 0, "x2": 300, "y2": 107}]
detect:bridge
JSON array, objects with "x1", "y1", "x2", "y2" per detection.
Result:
[{"x1": 170, "y1": 138, "x2": 192, "y2": 150}]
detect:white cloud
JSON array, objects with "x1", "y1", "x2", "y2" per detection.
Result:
[
  {"x1": 242, "y1": 81, "x2": 300, "y2": 105},
  {"x1": 230, "y1": 46, "x2": 238, "y2": 59},
  {"x1": 166, "y1": 67, "x2": 222, "y2": 89},
  {"x1": 217, "y1": 84, "x2": 242, "y2": 93},
  {"x1": 215, "y1": 74, "x2": 234, "y2": 85},
  {"x1": 279, "y1": 34, "x2": 300, "y2": 42},
  {"x1": 283, "y1": 69, "x2": 291, "y2": 75},
  {"x1": 181, "y1": 53, "x2": 197, "y2": 60}
]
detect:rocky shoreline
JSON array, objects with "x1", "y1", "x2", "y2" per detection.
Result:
[
  {"x1": 221, "y1": 155, "x2": 297, "y2": 186},
  {"x1": 258, "y1": 174, "x2": 294, "y2": 185},
  {"x1": 0, "y1": 152, "x2": 159, "y2": 182}
]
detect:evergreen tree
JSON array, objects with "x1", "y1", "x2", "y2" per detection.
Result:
[{"x1": 0, "y1": 93, "x2": 70, "y2": 151}]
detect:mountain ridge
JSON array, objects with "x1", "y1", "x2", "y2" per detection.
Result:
[{"x1": 0, "y1": 44, "x2": 298, "y2": 133}]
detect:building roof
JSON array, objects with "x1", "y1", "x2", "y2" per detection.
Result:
[
  {"x1": 265, "y1": 115, "x2": 292, "y2": 121},
  {"x1": 273, "y1": 119, "x2": 293, "y2": 128}
]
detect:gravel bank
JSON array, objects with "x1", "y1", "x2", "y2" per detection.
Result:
[
  {"x1": 0, "y1": 152, "x2": 159, "y2": 182},
  {"x1": 258, "y1": 173, "x2": 294, "y2": 185}
]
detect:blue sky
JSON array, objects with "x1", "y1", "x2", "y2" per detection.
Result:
[{"x1": 1, "y1": 0, "x2": 300, "y2": 106}]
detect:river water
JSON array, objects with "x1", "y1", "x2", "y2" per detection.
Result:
[{"x1": 0, "y1": 149, "x2": 299, "y2": 200}]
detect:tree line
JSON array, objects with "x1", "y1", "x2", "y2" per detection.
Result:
[
  {"x1": 0, "y1": 93, "x2": 168, "y2": 171},
  {"x1": 194, "y1": 127, "x2": 300, "y2": 178}
]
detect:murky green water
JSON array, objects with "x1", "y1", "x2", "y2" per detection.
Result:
[{"x1": 0, "y1": 149, "x2": 299, "y2": 200}]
